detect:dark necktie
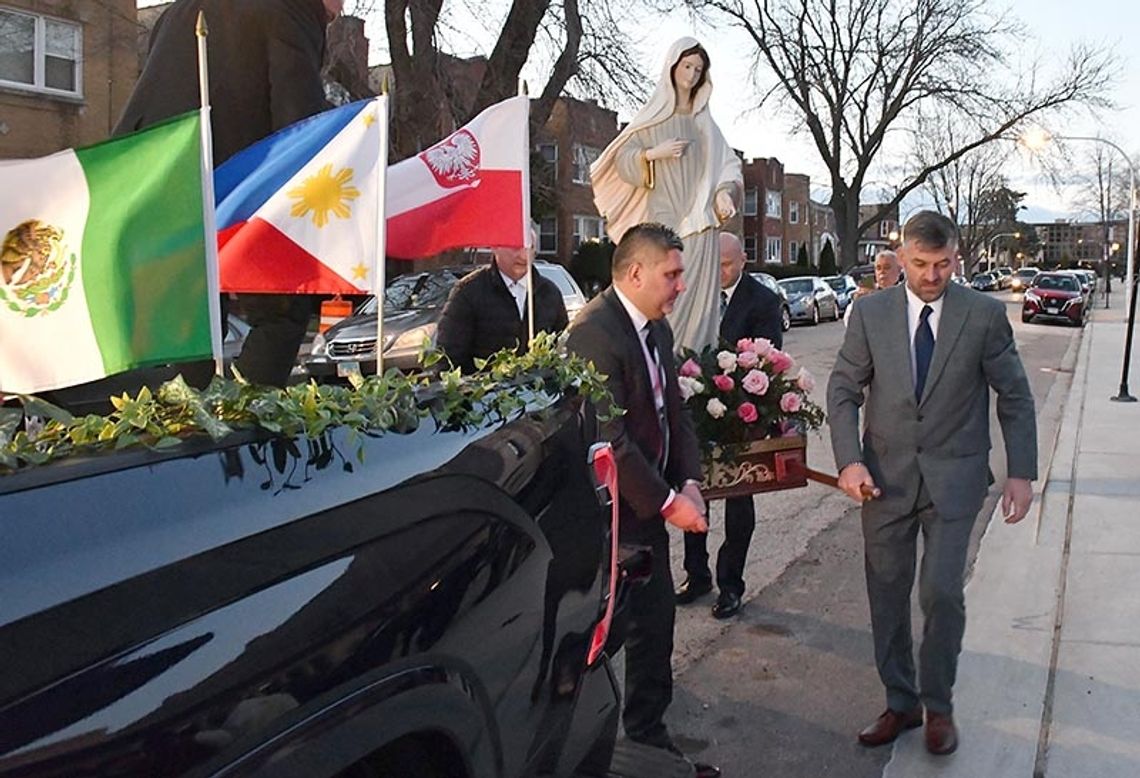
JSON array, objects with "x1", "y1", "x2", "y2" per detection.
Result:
[
  {"x1": 914, "y1": 304, "x2": 934, "y2": 403},
  {"x1": 642, "y1": 324, "x2": 669, "y2": 471},
  {"x1": 720, "y1": 290, "x2": 729, "y2": 317}
]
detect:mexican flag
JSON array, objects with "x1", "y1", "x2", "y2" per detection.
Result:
[{"x1": 0, "y1": 113, "x2": 213, "y2": 395}]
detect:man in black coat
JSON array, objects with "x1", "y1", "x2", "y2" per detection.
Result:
[
  {"x1": 436, "y1": 232, "x2": 568, "y2": 373},
  {"x1": 114, "y1": 0, "x2": 343, "y2": 388},
  {"x1": 566, "y1": 223, "x2": 719, "y2": 778},
  {"x1": 676, "y1": 232, "x2": 785, "y2": 619}
]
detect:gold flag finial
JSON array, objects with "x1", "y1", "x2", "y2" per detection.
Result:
[
  {"x1": 381, "y1": 73, "x2": 390, "y2": 95},
  {"x1": 195, "y1": 10, "x2": 208, "y2": 37}
]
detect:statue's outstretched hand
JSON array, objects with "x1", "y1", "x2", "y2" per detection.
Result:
[
  {"x1": 715, "y1": 189, "x2": 736, "y2": 221},
  {"x1": 646, "y1": 138, "x2": 688, "y2": 161}
]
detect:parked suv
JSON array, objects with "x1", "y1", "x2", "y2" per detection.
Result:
[{"x1": 305, "y1": 262, "x2": 586, "y2": 378}]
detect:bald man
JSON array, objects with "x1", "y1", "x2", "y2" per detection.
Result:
[{"x1": 677, "y1": 232, "x2": 784, "y2": 618}]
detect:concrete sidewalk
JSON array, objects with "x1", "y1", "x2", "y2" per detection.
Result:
[{"x1": 885, "y1": 288, "x2": 1140, "y2": 777}]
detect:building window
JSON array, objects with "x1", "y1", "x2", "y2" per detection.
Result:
[
  {"x1": 0, "y1": 9, "x2": 81, "y2": 96},
  {"x1": 571, "y1": 144, "x2": 599, "y2": 185},
  {"x1": 789, "y1": 200, "x2": 799, "y2": 224},
  {"x1": 766, "y1": 191, "x2": 782, "y2": 218},
  {"x1": 766, "y1": 237, "x2": 782, "y2": 264},
  {"x1": 743, "y1": 235, "x2": 757, "y2": 262},
  {"x1": 879, "y1": 220, "x2": 893, "y2": 238},
  {"x1": 789, "y1": 241, "x2": 798, "y2": 263},
  {"x1": 537, "y1": 142, "x2": 558, "y2": 179},
  {"x1": 538, "y1": 216, "x2": 557, "y2": 255},
  {"x1": 743, "y1": 188, "x2": 758, "y2": 216},
  {"x1": 572, "y1": 214, "x2": 605, "y2": 248}
]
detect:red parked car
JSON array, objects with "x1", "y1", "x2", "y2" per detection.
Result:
[{"x1": 1022, "y1": 272, "x2": 1089, "y2": 326}]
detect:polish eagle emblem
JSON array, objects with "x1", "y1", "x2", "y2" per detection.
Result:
[
  {"x1": 0, "y1": 219, "x2": 75, "y2": 318},
  {"x1": 419, "y1": 129, "x2": 481, "y2": 189}
]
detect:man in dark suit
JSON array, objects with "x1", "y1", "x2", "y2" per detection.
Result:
[
  {"x1": 114, "y1": 0, "x2": 343, "y2": 388},
  {"x1": 676, "y1": 232, "x2": 785, "y2": 618},
  {"x1": 566, "y1": 223, "x2": 718, "y2": 778},
  {"x1": 436, "y1": 229, "x2": 568, "y2": 373},
  {"x1": 828, "y1": 211, "x2": 1037, "y2": 756}
]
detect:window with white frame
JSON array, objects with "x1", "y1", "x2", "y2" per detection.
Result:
[
  {"x1": 789, "y1": 241, "x2": 799, "y2": 263},
  {"x1": 0, "y1": 8, "x2": 81, "y2": 96},
  {"x1": 879, "y1": 220, "x2": 893, "y2": 238},
  {"x1": 789, "y1": 200, "x2": 800, "y2": 224},
  {"x1": 572, "y1": 215, "x2": 605, "y2": 248},
  {"x1": 743, "y1": 188, "x2": 758, "y2": 216},
  {"x1": 766, "y1": 191, "x2": 782, "y2": 218},
  {"x1": 743, "y1": 235, "x2": 757, "y2": 262},
  {"x1": 537, "y1": 142, "x2": 558, "y2": 178},
  {"x1": 571, "y1": 144, "x2": 599, "y2": 184},
  {"x1": 766, "y1": 237, "x2": 782, "y2": 264},
  {"x1": 538, "y1": 217, "x2": 557, "y2": 255}
]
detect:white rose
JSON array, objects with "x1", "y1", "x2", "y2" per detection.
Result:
[
  {"x1": 796, "y1": 367, "x2": 816, "y2": 393},
  {"x1": 716, "y1": 350, "x2": 738, "y2": 373},
  {"x1": 706, "y1": 397, "x2": 727, "y2": 419},
  {"x1": 677, "y1": 375, "x2": 705, "y2": 401}
]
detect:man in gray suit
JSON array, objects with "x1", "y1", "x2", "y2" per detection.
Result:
[{"x1": 827, "y1": 210, "x2": 1037, "y2": 756}]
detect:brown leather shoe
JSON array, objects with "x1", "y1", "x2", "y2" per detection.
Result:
[
  {"x1": 925, "y1": 712, "x2": 958, "y2": 755},
  {"x1": 857, "y1": 708, "x2": 923, "y2": 747}
]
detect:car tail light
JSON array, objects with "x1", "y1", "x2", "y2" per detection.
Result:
[{"x1": 586, "y1": 442, "x2": 619, "y2": 666}]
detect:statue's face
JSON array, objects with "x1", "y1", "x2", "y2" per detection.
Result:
[{"x1": 673, "y1": 53, "x2": 705, "y2": 93}]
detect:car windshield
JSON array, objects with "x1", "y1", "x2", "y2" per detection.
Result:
[
  {"x1": 357, "y1": 271, "x2": 464, "y2": 315},
  {"x1": 537, "y1": 265, "x2": 579, "y2": 296},
  {"x1": 1035, "y1": 275, "x2": 1078, "y2": 292},
  {"x1": 781, "y1": 279, "x2": 814, "y2": 294},
  {"x1": 824, "y1": 277, "x2": 847, "y2": 291},
  {"x1": 1015, "y1": 269, "x2": 1037, "y2": 278},
  {"x1": 975, "y1": 273, "x2": 994, "y2": 281}
]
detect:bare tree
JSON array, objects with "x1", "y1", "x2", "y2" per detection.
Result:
[
  {"x1": 381, "y1": 0, "x2": 647, "y2": 160},
  {"x1": 1071, "y1": 143, "x2": 1131, "y2": 258},
  {"x1": 683, "y1": 0, "x2": 1116, "y2": 267}
]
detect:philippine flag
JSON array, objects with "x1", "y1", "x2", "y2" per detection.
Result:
[{"x1": 215, "y1": 95, "x2": 529, "y2": 295}]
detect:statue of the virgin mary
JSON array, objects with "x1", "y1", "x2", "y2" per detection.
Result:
[{"x1": 590, "y1": 37, "x2": 743, "y2": 353}]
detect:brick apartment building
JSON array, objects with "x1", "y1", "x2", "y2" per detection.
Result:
[
  {"x1": 0, "y1": 0, "x2": 138, "y2": 158},
  {"x1": 809, "y1": 199, "x2": 837, "y2": 264},
  {"x1": 783, "y1": 173, "x2": 811, "y2": 265},
  {"x1": 857, "y1": 203, "x2": 900, "y2": 261},
  {"x1": 741, "y1": 156, "x2": 785, "y2": 264}
]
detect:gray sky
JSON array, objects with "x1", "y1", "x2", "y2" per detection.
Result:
[{"x1": 138, "y1": 0, "x2": 1137, "y2": 221}]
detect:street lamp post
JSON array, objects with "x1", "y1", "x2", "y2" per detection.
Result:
[
  {"x1": 988, "y1": 231, "x2": 1021, "y2": 271},
  {"x1": 1021, "y1": 130, "x2": 1137, "y2": 402}
]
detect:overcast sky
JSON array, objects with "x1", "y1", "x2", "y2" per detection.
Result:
[{"x1": 139, "y1": 0, "x2": 1136, "y2": 222}]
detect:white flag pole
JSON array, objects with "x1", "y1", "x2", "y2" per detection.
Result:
[
  {"x1": 520, "y1": 82, "x2": 535, "y2": 347},
  {"x1": 195, "y1": 11, "x2": 224, "y2": 377},
  {"x1": 374, "y1": 82, "x2": 390, "y2": 376}
]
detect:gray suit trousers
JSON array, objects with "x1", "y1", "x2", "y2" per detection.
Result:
[{"x1": 863, "y1": 480, "x2": 975, "y2": 715}]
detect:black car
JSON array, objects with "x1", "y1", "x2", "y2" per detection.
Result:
[{"x1": 0, "y1": 389, "x2": 626, "y2": 777}]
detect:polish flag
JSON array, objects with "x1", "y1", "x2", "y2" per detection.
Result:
[{"x1": 214, "y1": 96, "x2": 529, "y2": 294}]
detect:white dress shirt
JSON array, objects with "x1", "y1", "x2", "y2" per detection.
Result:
[
  {"x1": 499, "y1": 270, "x2": 527, "y2": 318},
  {"x1": 904, "y1": 285, "x2": 943, "y2": 388},
  {"x1": 721, "y1": 274, "x2": 742, "y2": 311}
]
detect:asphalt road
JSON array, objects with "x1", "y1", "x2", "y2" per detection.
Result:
[{"x1": 653, "y1": 288, "x2": 1083, "y2": 777}]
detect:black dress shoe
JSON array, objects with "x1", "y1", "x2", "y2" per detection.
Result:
[
  {"x1": 711, "y1": 590, "x2": 743, "y2": 619},
  {"x1": 675, "y1": 576, "x2": 713, "y2": 604},
  {"x1": 664, "y1": 743, "x2": 721, "y2": 778}
]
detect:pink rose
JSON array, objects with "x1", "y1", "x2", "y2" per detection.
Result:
[
  {"x1": 680, "y1": 358, "x2": 702, "y2": 378},
  {"x1": 737, "y1": 350, "x2": 760, "y2": 369},
  {"x1": 713, "y1": 374, "x2": 735, "y2": 392},
  {"x1": 795, "y1": 367, "x2": 815, "y2": 393},
  {"x1": 751, "y1": 338, "x2": 774, "y2": 357},
  {"x1": 737, "y1": 402, "x2": 759, "y2": 424},
  {"x1": 736, "y1": 338, "x2": 754, "y2": 353},
  {"x1": 767, "y1": 350, "x2": 794, "y2": 374},
  {"x1": 741, "y1": 368, "x2": 770, "y2": 396},
  {"x1": 780, "y1": 392, "x2": 803, "y2": 413}
]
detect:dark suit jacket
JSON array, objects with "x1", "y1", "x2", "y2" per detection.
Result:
[
  {"x1": 566, "y1": 288, "x2": 701, "y2": 544},
  {"x1": 114, "y1": 0, "x2": 329, "y2": 165},
  {"x1": 721, "y1": 273, "x2": 784, "y2": 350},
  {"x1": 436, "y1": 263, "x2": 569, "y2": 373}
]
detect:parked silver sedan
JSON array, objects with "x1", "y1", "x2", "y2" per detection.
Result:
[{"x1": 777, "y1": 276, "x2": 841, "y2": 325}]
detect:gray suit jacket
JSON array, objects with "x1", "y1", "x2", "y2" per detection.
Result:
[{"x1": 827, "y1": 282, "x2": 1037, "y2": 521}]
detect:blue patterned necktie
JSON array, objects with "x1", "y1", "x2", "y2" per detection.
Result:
[{"x1": 914, "y1": 304, "x2": 934, "y2": 403}]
